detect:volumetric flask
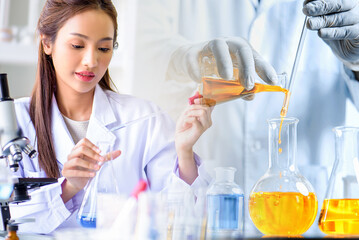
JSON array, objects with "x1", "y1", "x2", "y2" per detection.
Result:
[
  {"x1": 199, "y1": 52, "x2": 288, "y2": 106},
  {"x1": 206, "y1": 167, "x2": 244, "y2": 238},
  {"x1": 249, "y1": 118, "x2": 318, "y2": 236},
  {"x1": 319, "y1": 126, "x2": 359, "y2": 235},
  {"x1": 77, "y1": 141, "x2": 117, "y2": 228}
]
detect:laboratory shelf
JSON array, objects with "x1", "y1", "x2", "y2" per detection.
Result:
[{"x1": 0, "y1": 42, "x2": 37, "y2": 65}]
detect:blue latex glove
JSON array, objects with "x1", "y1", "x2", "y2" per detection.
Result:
[{"x1": 303, "y1": 0, "x2": 359, "y2": 70}]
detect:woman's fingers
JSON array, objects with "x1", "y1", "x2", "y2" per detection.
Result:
[
  {"x1": 182, "y1": 105, "x2": 212, "y2": 130},
  {"x1": 68, "y1": 139, "x2": 105, "y2": 163},
  {"x1": 62, "y1": 169, "x2": 96, "y2": 178},
  {"x1": 64, "y1": 157, "x2": 100, "y2": 171}
]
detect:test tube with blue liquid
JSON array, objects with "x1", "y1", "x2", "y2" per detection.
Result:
[
  {"x1": 77, "y1": 111, "x2": 164, "y2": 229},
  {"x1": 77, "y1": 141, "x2": 115, "y2": 228},
  {"x1": 206, "y1": 167, "x2": 244, "y2": 237}
]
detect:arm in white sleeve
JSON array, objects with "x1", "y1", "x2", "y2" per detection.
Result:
[
  {"x1": 342, "y1": 65, "x2": 359, "y2": 111},
  {"x1": 143, "y1": 110, "x2": 212, "y2": 196}
]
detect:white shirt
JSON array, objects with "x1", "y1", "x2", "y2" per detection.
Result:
[{"x1": 10, "y1": 85, "x2": 211, "y2": 234}]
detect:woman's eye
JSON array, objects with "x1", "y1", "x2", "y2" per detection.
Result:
[
  {"x1": 71, "y1": 44, "x2": 84, "y2": 49},
  {"x1": 99, "y1": 47, "x2": 111, "y2": 52}
]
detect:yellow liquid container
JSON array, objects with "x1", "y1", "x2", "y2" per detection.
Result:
[
  {"x1": 249, "y1": 192, "x2": 318, "y2": 235},
  {"x1": 319, "y1": 199, "x2": 359, "y2": 235},
  {"x1": 318, "y1": 127, "x2": 359, "y2": 236},
  {"x1": 201, "y1": 77, "x2": 288, "y2": 107},
  {"x1": 248, "y1": 118, "x2": 318, "y2": 236}
]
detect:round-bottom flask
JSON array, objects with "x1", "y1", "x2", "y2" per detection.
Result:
[
  {"x1": 319, "y1": 127, "x2": 359, "y2": 235},
  {"x1": 249, "y1": 118, "x2": 318, "y2": 236},
  {"x1": 206, "y1": 167, "x2": 244, "y2": 238}
]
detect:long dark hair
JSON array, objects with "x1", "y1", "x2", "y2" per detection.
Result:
[{"x1": 30, "y1": 0, "x2": 118, "y2": 178}]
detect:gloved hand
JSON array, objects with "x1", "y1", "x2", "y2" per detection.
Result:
[
  {"x1": 167, "y1": 37, "x2": 278, "y2": 91},
  {"x1": 303, "y1": 0, "x2": 359, "y2": 70}
]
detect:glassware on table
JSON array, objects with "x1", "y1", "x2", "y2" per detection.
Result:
[
  {"x1": 318, "y1": 126, "x2": 359, "y2": 235},
  {"x1": 77, "y1": 141, "x2": 119, "y2": 228},
  {"x1": 249, "y1": 118, "x2": 318, "y2": 236},
  {"x1": 206, "y1": 167, "x2": 244, "y2": 238},
  {"x1": 199, "y1": 52, "x2": 288, "y2": 107}
]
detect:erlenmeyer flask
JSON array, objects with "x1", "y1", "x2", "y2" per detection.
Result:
[
  {"x1": 249, "y1": 118, "x2": 318, "y2": 236},
  {"x1": 199, "y1": 53, "x2": 288, "y2": 106},
  {"x1": 77, "y1": 141, "x2": 117, "y2": 228},
  {"x1": 318, "y1": 126, "x2": 359, "y2": 235}
]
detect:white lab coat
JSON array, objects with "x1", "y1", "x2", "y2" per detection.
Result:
[
  {"x1": 9, "y1": 85, "x2": 210, "y2": 234},
  {"x1": 130, "y1": 0, "x2": 359, "y2": 236}
]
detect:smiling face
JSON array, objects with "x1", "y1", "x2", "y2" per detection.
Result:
[{"x1": 43, "y1": 9, "x2": 115, "y2": 96}]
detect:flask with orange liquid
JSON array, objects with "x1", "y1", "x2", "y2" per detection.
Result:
[
  {"x1": 318, "y1": 127, "x2": 359, "y2": 235},
  {"x1": 199, "y1": 52, "x2": 289, "y2": 107},
  {"x1": 248, "y1": 118, "x2": 318, "y2": 236}
]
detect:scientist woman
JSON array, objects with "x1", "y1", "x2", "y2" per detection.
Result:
[{"x1": 9, "y1": 0, "x2": 212, "y2": 234}]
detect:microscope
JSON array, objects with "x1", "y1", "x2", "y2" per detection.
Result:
[{"x1": 0, "y1": 73, "x2": 57, "y2": 232}]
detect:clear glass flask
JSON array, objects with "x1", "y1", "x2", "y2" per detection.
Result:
[
  {"x1": 199, "y1": 52, "x2": 288, "y2": 107},
  {"x1": 206, "y1": 167, "x2": 244, "y2": 237},
  {"x1": 318, "y1": 126, "x2": 359, "y2": 235},
  {"x1": 77, "y1": 141, "x2": 118, "y2": 228},
  {"x1": 249, "y1": 118, "x2": 318, "y2": 236}
]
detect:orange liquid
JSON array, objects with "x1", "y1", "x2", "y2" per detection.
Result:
[
  {"x1": 201, "y1": 77, "x2": 288, "y2": 107},
  {"x1": 319, "y1": 199, "x2": 359, "y2": 235},
  {"x1": 201, "y1": 76, "x2": 291, "y2": 152},
  {"x1": 249, "y1": 192, "x2": 318, "y2": 236}
]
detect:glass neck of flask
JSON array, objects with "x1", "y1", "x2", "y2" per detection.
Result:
[{"x1": 268, "y1": 118, "x2": 299, "y2": 173}]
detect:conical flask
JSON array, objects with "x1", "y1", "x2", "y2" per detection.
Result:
[
  {"x1": 249, "y1": 117, "x2": 318, "y2": 236},
  {"x1": 206, "y1": 167, "x2": 244, "y2": 238},
  {"x1": 199, "y1": 52, "x2": 288, "y2": 106},
  {"x1": 77, "y1": 141, "x2": 118, "y2": 228},
  {"x1": 319, "y1": 126, "x2": 359, "y2": 235}
]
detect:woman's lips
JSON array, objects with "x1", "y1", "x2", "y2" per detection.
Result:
[{"x1": 75, "y1": 72, "x2": 95, "y2": 82}]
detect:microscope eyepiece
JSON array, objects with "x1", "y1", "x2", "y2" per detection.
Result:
[{"x1": 0, "y1": 74, "x2": 11, "y2": 101}]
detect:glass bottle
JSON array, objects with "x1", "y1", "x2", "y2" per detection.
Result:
[
  {"x1": 249, "y1": 117, "x2": 318, "y2": 236},
  {"x1": 318, "y1": 126, "x2": 359, "y2": 235},
  {"x1": 206, "y1": 167, "x2": 244, "y2": 237},
  {"x1": 77, "y1": 141, "x2": 118, "y2": 228},
  {"x1": 0, "y1": 159, "x2": 13, "y2": 200},
  {"x1": 5, "y1": 225, "x2": 19, "y2": 240},
  {"x1": 199, "y1": 52, "x2": 288, "y2": 106}
]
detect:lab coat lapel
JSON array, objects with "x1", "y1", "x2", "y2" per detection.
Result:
[
  {"x1": 51, "y1": 96, "x2": 76, "y2": 167},
  {"x1": 52, "y1": 85, "x2": 117, "y2": 168},
  {"x1": 85, "y1": 85, "x2": 117, "y2": 150}
]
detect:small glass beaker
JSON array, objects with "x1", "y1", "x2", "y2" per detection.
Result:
[
  {"x1": 206, "y1": 167, "x2": 244, "y2": 238},
  {"x1": 77, "y1": 141, "x2": 118, "y2": 228},
  {"x1": 199, "y1": 52, "x2": 288, "y2": 106},
  {"x1": 249, "y1": 118, "x2": 318, "y2": 236},
  {"x1": 318, "y1": 126, "x2": 359, "y2": 235}
]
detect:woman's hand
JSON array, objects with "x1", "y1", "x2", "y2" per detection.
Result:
[
  {"x1": 176, "y1": 98, "x2": 213, "y2": 153},
  {"x1": 61, "y1": 138, "x2": 121, "y2": 202},
  {"x1": 175, "y1": 98, "x2": 213, "y2": 184}
]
